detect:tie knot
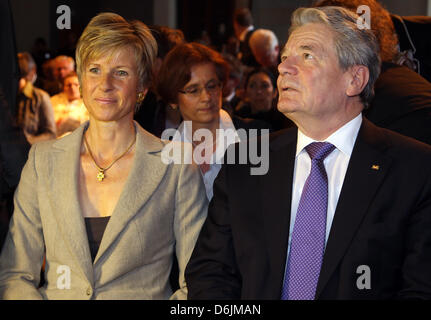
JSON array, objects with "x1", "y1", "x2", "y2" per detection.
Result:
[{"x1": 305, "y1": 142, "x2": 335, "y2": 161}]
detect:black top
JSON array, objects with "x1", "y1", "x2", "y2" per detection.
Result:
[{"x1": 84, "y1": 217, "x2": 110, "y2": 262}]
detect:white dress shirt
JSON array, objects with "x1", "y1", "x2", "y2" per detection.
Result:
[
  {"x1": 287, "y1": 113, "x2": 363, "y2": 255},
  {"x1": 173, "y1": 109, "x2": 240, "y2": 201}
]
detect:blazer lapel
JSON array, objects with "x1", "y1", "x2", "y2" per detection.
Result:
[
  {"x1": 261, "y1": 129, "x2": 297, "y2": 298},
  {"x1": 50, "y1": 123, "x2": 94, "y2": 284},
  {"x1": 315, "y1": 119, "x2": 393, "y2": 298},
  {"x1": 94, "y1": 123, "x2": 168, "y2": 265}
]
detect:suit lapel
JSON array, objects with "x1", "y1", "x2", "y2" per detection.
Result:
[
  {"x1": 50, "y1": 123, "x2": 94, "y2": 284},
  {"x1": 94, "y1": 124, "x2": 168, "y2": 265},
  {"x1": 315, "y1": 119, "x2": 393, "y2": 298},
  {"x1": 261, "y1": 129, "x2": 297, "y2": 297}
]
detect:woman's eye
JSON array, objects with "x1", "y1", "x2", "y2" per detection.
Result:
[
  {"x1": 186, "y1": 88, "x2": 199, "y2": 94},
  {"x1": 116, "y1": 70, "x2": 128, "y2": 76},
  {"x1": 89, "y1": 67, "x2": 100, "y2": 74}
]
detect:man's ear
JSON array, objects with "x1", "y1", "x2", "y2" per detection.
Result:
[{"x1": 346, "y1": 65, "x2": 369, "y2": 97}]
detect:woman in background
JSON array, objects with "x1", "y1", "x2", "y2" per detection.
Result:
[
  {"x1": 235, "y1": 67, "x2": 293, "y2": 131},
  {"x1": 157, "y1": 42, "x2": 269, "y2": 201}
]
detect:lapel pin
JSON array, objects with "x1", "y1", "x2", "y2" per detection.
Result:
[{"x1": 371, "y1": 165, "x2": 380, "y2": 170}]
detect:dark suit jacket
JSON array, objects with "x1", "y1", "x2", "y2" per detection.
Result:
[
  {"x1": 185, "y1": 118, "x2": 431, "y2": 299},
  {"x1": 239, "y1": 29, "x2": 259, "y2": 68},
  {"x1": 0, "y1": 88, "x2": 30, "y2": 250},
  {"x1": 364, "y1": 62, "x2": 431, "y2": 145}
]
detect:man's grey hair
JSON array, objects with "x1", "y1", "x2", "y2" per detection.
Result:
[
  {"x1": 250, "y1": 29, "x2": 279, "y2": 52},
  {"x1": 289, "y1": 6, "x2": 381, "y2": 109},
  {"x1": 54, "y1": 55, "x2": 75, "y2": 68}
]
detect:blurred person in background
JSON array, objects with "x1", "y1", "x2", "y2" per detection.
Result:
[
  {"x1": 221, "y1": 53, "x2": 244, "y2": 116},
  {"x1": 249, "y1": 28, "x2": 280, "y2": 77},
  {"x1": 16, "y1": 52, "x2": 56, "y2": 144},
  {"x1": 233, "y1": 7, "x2": 259, "y2": 68},
  {"x1": 36, "y1": 58, "x2": 59, "y2": 96},
  {"x1": 46, "y1": 55, "x2": 76, "y2": 96},
  {"x1": 235, "y1": 67, "x2": 293, "y2": 131},
  {"x1": 50, "y1": 71, "x2": 89, "y2": 137}
]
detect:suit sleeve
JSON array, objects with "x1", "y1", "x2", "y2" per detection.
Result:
[
  {"x1": 26, "y1": 91, "x2": 57, "y2": 144},
  {"x1": 185, "y1": 162, "x2": 242, "y2": 299},
  {"x1": 398, "y1": 171, "x2": 431, "y2": 299},
  {"x1": 170, "y1": 161, "x2": 208, "y2": 300},
  {"x1": 0, "y1": 143, "x2": 44, "y2": 299}
]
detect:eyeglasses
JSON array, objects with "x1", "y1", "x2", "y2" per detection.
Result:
[{"x1": 179, "y1": 81, "x2": 221, "y2": 97}]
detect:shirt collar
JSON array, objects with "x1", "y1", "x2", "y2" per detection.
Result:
[
  {"x1": 239, "y1": 25, "x2": 254, "y2": 41},
  {"x1": 296, "y1": 113, "x2": 362, "y2": 157},
  {"x1": 214, "y1": 109, "x2": 240, "y2": 161}
]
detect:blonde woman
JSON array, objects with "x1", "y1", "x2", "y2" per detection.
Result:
[{"x1": 0, "y1": 13, "x2": 207, "y2": 300}]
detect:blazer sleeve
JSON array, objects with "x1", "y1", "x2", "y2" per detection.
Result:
[
  {"x1": 25, "y1": 90, "x2": 57, "y2": 144},
  {"x1": 170, "y1": 161, "x2": 208, "y2": 300},
  {"x1": 398, "y1": 173, "x2": 431, "y2": 299},
  {"x1": 0, "y1": 143, "x2": 44, "y2": 299},
  {"x1": 185, "y1": 162, "x2": 242, "y2": 299}
]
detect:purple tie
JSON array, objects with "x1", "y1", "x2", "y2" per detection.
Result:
[{"x1": 281, "y1": 142, "x2": 335, "y2": 300}]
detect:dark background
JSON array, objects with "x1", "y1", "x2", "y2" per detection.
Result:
[{"x1": 10, "y1": 0, "x2": 429, "y2": 58}]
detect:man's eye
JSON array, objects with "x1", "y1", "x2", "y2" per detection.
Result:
[{"x1": 304, "y1": 53, "x2": 313, "y2": 60}]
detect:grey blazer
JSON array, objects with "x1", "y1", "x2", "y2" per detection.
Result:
[{"x1": 0, "y1": 122, "x2": 208, "y2": 299}]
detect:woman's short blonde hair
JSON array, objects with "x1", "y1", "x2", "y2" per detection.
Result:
[{"x1": 75, "y1": 12, "x2": 157, "y2": 89}]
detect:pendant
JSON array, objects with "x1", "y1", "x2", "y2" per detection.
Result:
[{"x1": 97, "y1": 170, "x2": 105, "y2": 182}]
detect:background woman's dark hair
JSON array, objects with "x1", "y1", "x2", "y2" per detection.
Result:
[
  {"x1": 156, "y1": 42, "x2": 229, "y2": 105},
  {"x1": 244, "y1": 67, "x2": 277, "y2": 90}
]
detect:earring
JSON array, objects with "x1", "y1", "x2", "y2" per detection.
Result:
[
  {"x1": 137, "y1": 92, "x2": 145, "y2": 104},
  {"x1": 170, "y1": 104, "x2": 177, "y2": 110}
]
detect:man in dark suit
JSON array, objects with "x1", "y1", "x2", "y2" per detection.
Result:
[
  {"x1": 185, "y1": 6, "x2": 431, "y2": 300},
  {"x1": 233, "y1": 8, "x2": 259, "y2": 68}
]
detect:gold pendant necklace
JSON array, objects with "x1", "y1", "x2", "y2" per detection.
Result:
[{"x1": 83, "y1": 132, "x2": 136, "y2": 182}]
